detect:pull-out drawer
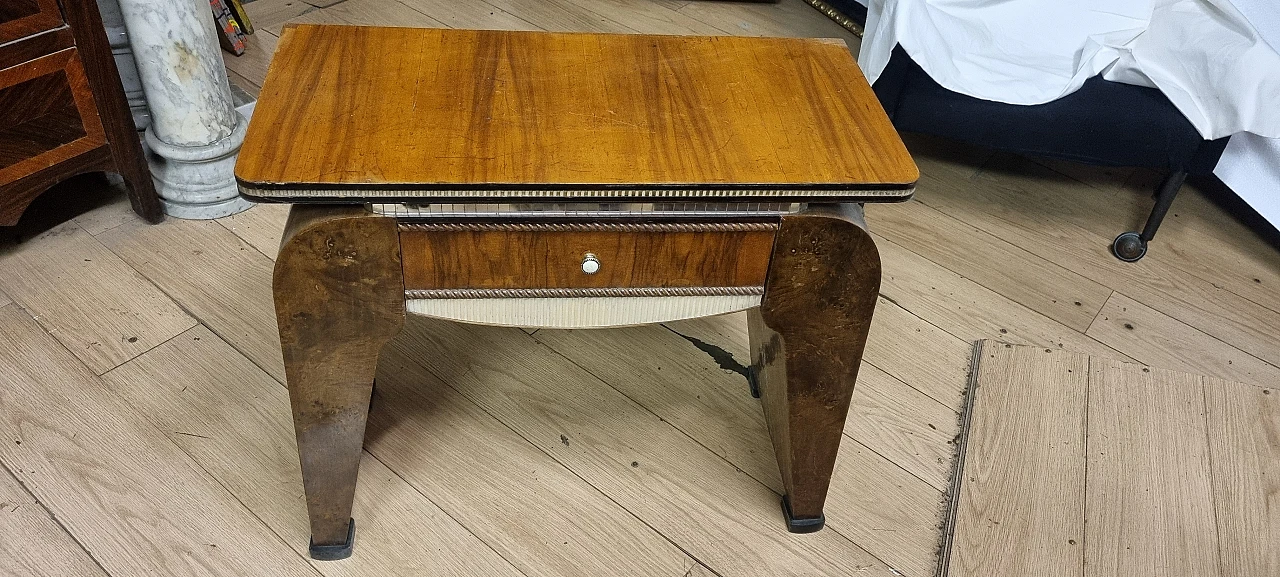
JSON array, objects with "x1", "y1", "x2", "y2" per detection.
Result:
[
  {"x1": 399, "y1": 222, "x2": 777, "y2": 292},
  {"x1": 0, "y1": 0, "x2": 63, "y2": 45},
  {"x1": 0, "y1": 48, "x2": 105, "y2": 189}
]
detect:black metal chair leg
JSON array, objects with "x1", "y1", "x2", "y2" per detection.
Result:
[{"x1": 1112, "y1": 170, "x2": 1187, "y2": 262}]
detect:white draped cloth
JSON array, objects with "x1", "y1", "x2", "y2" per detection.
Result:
[{"x1": 858, "y1": 0, "x2": 1280, "y2": 229}]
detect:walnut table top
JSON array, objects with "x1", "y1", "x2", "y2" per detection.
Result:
[{"x1": 235, "y1": 25, "x2": 917, "y2": 203}]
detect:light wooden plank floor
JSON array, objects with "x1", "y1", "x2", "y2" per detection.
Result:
[
  {"x1": 1, "y1": 1, "x2": 1277, "y2": 576},
  {"x1": 949, "y1": 343, "x2": 1088, "y2": 577},
  {"x1": 942, "y1": 343, "x2": 1276, "y2": 577}
]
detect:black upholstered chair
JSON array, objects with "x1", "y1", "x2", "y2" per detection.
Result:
[{"x1": 817, "y1": 1, "x2": 1229, "y2": 261}]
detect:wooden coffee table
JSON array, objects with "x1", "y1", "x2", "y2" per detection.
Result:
[{"x1": 236, "y1": 24, "x2": 917, "y2": 560}]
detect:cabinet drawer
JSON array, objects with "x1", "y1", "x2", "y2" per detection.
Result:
[
  {"x1": 0, "y1": 48, "x2": 105, "y2": 186},
  {"x1": 0, "y1": 0, "x2": 63, "y2": 44},
  {"x1": 400, "y1": 223, "x2": 777, "y2": 291}
]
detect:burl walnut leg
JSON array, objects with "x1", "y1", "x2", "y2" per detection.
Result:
[
  {"x1": 748, "y1": 203, "x2": 880, "y2": 532},
  {"x1": 274, "y1": 205, "x2": 405, "y2": 560}
]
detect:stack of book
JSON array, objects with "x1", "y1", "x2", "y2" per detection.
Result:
[{"x1": 211, "y1": 0, "x2": 254, "y2": 56}]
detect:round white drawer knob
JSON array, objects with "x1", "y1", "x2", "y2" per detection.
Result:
[{"x1": 581, "y1": 253, "x2": 601, "y2": 275}]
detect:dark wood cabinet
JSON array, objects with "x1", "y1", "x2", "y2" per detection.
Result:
[
  {"x1": 0, "y1": 0, "x2": 64, "y2": 45},
  {"x1": 0, "y1": 0, "x2": 161, "y2": 226}
]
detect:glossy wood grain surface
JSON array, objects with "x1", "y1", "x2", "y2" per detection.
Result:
[
  {"x1": 237, "y1": 25, "x2": 917, "y2": 198},
  {"x1": 400, "y1": 227, "x2": 775, "y2": 289}
]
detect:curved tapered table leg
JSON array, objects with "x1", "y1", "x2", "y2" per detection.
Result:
[
  {"x1": 748, "y1": 203, "x2": 881, "y2": 532},
  {"x1": 274, "y1": 205, "x2": 405, "y2": 559}
]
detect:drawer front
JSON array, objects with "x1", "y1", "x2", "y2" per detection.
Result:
[
  {"x1": 400, "y1": 223, "x2": 777, "y2": 291},
  {"x1": 0, "y1": 0, "x2": 63, "y2": 45},
  {"x1": 0, "y1": 47, "x2": 105, "y2": 186}
]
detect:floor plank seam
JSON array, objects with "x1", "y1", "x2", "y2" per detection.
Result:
[
  {"x1": 526, "y1": 330, "x2": 915, "y2": 574},
  {"x1": 1080, "y1": 356, "x2": 1092, "y2": 577},
  {"x1": 823, "y1": 523, "x2": 914, "y2": 577},
  {"x1": 0, "y1": 458, "x2": 114, "y2": 577},
  {"x1": 358, "y1": 446, "x2": 536, "y2": 577},
  {"x1": 213, "y1": 218, "x2": 279, "y2": 263},
  {"x1": 862, "y1": 356, "x2": 964, "y2": 414},
  {"x1": 530, "y1": 329, "x2": 793, "y2": 492},
  {"x1": 1160, "y1": 260, "x2": 1280, "y2": 324},
  {"x1": 396, "y1": 346, "x2": 710, "y2": 577},
  {"x1": 79, "y1": 215, "x2": 131, "y2": 239},
  {"x1": 0, "y1": 302, "x2": 313, "y2": 576},
  {"x1": 1223, "y1": 287, "x2": 1280, "y2": 319},
  {"x1": 933, "y1": 341, "x2": 984, "y2": 577},
  {"x1": 874, "y1": 234, "x2": 1132, "y2": 362},
  {"x1": 440, "y1": 328, "x2": 909, "y2": 575},
  {"x1": 844, "y1": 436, "x2": 948, "y2": 499},
  {"x1": 869, "y1": 290, "x2": 980, "y2": 353},
  {"x1": 891, "y1": 198, "x2": 1111, "y2": 330},
  {"x1": 94, "y1": 323, "x2": 193, "y2": 379},
  {"x1": 162, "y1": 436, "x2": 326, "y2": 575},
  {"x1": 1101, "y1": 289, "x2": 1280, "y2": 383},
  {"x1": 1083, "y1": 289, "x2": 1118, "y2": 334},
  {"x1": 571, "y1": 320, "x2": 952, "y2": 496},
  {"x1": 872, "y1": 293, "x2": 982, "y2": 370},
  {"x1": 910, "y1": 170, "x2": 1279, "y2": 369},
  {"x1": 1200, "y1": 379, "x2": 1231, "y2": 577},
  {"x1": 123, "y1": 260, "x2": 285, "y2": 386}
]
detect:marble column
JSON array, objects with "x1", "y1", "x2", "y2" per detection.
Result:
[
  {"x1": 115, "y1": 0, "x2": 251, "y2": 218},
  {"x1": 96, "y1": 0, "x2": 150, "y2": 130}
]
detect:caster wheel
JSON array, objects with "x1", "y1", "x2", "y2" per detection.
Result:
[{"x1": 1112, "y1": 231, "x2": 1147, "y2": 262}]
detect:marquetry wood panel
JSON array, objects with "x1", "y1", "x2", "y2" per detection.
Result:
[
  {"x1": 400, "y1": 227, "x2": 776, "y2": 290},
  {"x1": 0, "y1": 0, "x2": 62, "y2": 45},
  {"x1": 0, "y1": 27, "x2": 73, "y2": 70},
  {"x1": 238, "y1": 25, "x2": 917, "y2": 197},
  {"x1": 0, "y1": 47, "x2": 105, "y2": 213}
]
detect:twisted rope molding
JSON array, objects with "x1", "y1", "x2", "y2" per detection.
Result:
[
  {"x1": 405, "y1": 286, "x2": 765, "y2": 299},
  {"x1": 398, "y1": 221, "x2": 778, "y2": 233}
]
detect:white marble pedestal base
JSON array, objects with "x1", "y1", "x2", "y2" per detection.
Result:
[
  {"x1": 144, "y1": 112, "x2": 253, "y2": 219},
  {"x1": 116, "y1": 0, "x2": 253, "y2": 220}
]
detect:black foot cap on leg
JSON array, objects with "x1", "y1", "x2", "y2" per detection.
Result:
[
  {"x1": 780, "y1": 495, "x2": 825, "y2": 533},
  {"x1": 1111, "y1": 231, "x2": 1148, "y2": 262},
  {"x1": 309, "y1": 518, "x2": 355, "y2": 560},
  {"x1": 747, "y1": 366, "x2": 761, "y2": 399}
]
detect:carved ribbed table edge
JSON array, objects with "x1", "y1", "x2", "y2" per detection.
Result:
[
  {"x1": 397, "y1": 222, "x2": 779, "y2": 233},
  {"x1": 406, "y1": 286, "x2": 766, "y2": 299},
  {"x1": 803, "y1": 0, "x2": 865, "y2": 37},
  {"x1": 239, "y1": 185, "x2": 912, "y2": 200}
]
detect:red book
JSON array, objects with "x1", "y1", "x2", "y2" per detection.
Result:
[{"x1": 210, "y1": 0, "x2": 246, "y2": 56}]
